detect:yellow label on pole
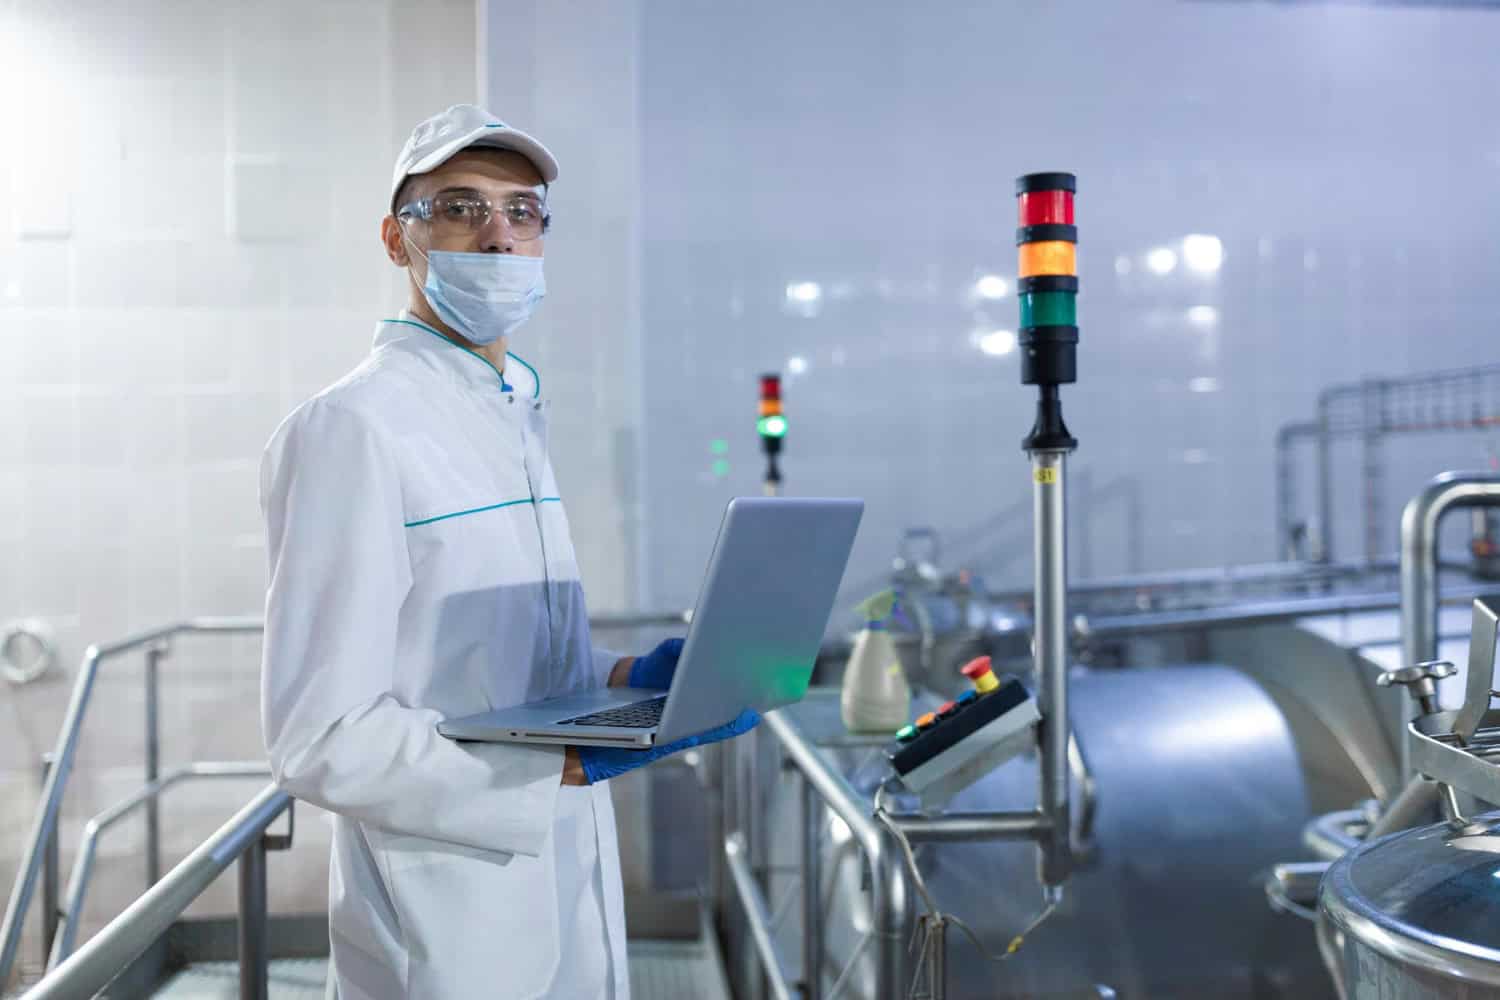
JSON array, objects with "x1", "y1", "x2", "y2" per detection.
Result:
[{"x1": 1034, "y1": 467, "x2": 1058, "y2": 485}]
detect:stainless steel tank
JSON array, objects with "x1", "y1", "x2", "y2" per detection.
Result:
[
  {"x1": 1319, "y1": 811, "x2": 1500, "y2": 998},
  {"x1": 761, "y1": 666, "x2": 1336, "y2": 999}
]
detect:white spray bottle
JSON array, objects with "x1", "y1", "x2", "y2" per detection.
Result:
[{"x1": 840, "y1": 589, "x2": 912, "y2": 733}]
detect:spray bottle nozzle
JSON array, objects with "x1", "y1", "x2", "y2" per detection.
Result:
[{"x1": 855, "y1": 589, "x2": 898, "y2": 626}]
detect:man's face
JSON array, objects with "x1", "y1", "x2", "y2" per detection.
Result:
[{"x1": 382, "y1": 149, "x2": 547, "y2": 284}]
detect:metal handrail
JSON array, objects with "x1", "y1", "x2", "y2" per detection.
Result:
[
  {"x1": 740, "y1": 704, "x2": 1054, "y2": 1000},
  {"x1": 1, "y1": 609, "x2": 689, "y2": 986},
  {"x1": 20, "y1": 785, "x2": 292, "y2": 1000},
  {"x1": 48, "y1": 762, "x2": 271, "y2": 969},
  {"x1": 0, "y1": 617, "x2": 262, "y2": 986}
]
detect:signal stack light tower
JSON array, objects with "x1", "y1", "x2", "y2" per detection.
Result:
[
  {"x1": 758, "y1": 374, "x2": 787, "y2": 497},
  {"x1": 1016, "y1": 172, "x2": 1079, "y2": 891}
]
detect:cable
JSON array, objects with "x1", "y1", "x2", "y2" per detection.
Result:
[{"x1": 872, "y1": 785, "x2": 1060, "y2": 998}]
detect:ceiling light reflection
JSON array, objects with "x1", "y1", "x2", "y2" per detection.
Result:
[
  {"x1": 1182, "y1": 234, "x2": 1223, "y2": 273},
  {"x1": 977, "y1": 329, "x2": 1017, "y2": 357},
  {"x1": 1186, "y1": 305, "x2": 1218, "y2": 328},
  {"x1": 786, "y1": 281, "x2": 822, "y2": 304},
  {"x1": 974, "y1": 274, "x2": 1008, "y2": 300}
]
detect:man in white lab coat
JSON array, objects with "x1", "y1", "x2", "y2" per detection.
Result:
[{"x1": 259, "y1": 105, "x2": 748, "y2": 999}]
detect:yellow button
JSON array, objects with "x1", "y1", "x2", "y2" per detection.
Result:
[{"x1": 916, "y1": 712, "x2": 937, "y2": 729}]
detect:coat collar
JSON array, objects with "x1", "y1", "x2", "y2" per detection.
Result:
[{"x1": 372, "y1": 312, "x2": 541, "y2": 399}]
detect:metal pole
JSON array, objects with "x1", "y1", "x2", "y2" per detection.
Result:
[
  {"x1": 1276, "y1": 427, "x2": 1296, "y2": 562},
  {"x1": 724, "y1": 834, "x2": 796, "y2": 1000},
  {"x1": 1317, "y1": 397, "x2": 1334, "y2": 564},
  {"x1": 925, "y1": 916, "x2": 948, "y2": 1000},
  {"x1": 145, "y1": 644, "x2": 165, "y2": 888},
  {"x1": 744, "y1": 729, "x2": 765, "y2": 1000},
  {"x1": 889, "y1": 810, "x2": 1049, "y2": 844},
  {"x1": 801, "y1": 777, "x2": 822, "y2": 1000},
  {"x1": 1362, "y1": 382, "x2": 1386, "y2": 565},
  {"x1": 237, "y1": 836, "x2": 269, "y2": 1000},
  {"x1": 1033, "y1": 449, "x2": 1072, "y2": 887},
  {"x1": 40, "y1": 755, "x2": 59, "y2": 967}
]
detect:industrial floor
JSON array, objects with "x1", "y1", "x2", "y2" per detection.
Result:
[{"x1": 149, "y1": 937, "x2": 732, "y2": 999}]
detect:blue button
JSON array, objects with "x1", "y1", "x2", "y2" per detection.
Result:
[{"x1": 957, "y1": 690, "x2": 978, "y2": 705}]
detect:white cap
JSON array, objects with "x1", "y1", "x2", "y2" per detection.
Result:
[{"x1": 390, "y1": 104, "x2": 559, "y2": 211}]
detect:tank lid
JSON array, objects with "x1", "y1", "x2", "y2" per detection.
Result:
[{"x1": 1321, "y1": 810, "x2": 1500, "y2": 984}]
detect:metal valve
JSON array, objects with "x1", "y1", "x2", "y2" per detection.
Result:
[{"x1": 1377, "y1": 660, "x2": 1457, "y2": 717}]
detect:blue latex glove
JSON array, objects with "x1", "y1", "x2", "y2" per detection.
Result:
[
  {"x1": 628, "y1": 637, "x2": 684, "y2": 690},
  {"x1": 578, "y1": 709, "x2": 760, "y2": 784}
]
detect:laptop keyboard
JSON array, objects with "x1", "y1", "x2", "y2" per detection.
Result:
[{"x1": 561, "y1": 695, "x2": 668, "y2": 728}]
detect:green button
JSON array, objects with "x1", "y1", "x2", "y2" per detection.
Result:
[
  {"x1": 896, "y1": 725, "x2": 917, "y2": 742},
  {"x1": 1020, "y1": 290, "x2": 1076, "y2": 328}
]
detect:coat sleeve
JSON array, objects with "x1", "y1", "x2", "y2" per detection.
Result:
[
  {"x1": 591, "y1": 645, "x2": 625, "y2": 687},
  {"x1": 259, "y1": 398, "x2": 563, "y2": 858}
]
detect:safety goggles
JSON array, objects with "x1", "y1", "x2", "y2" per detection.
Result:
[{"x1": 397, "y1": 187, "x2": 550, "y2": 242}]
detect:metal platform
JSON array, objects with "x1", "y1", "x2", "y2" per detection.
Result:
[
  {"x1": 145, "y1": 935, "x2": 732, "y2": 1000},
  {"x1": 150, "y1": 958, "x2": 325, "y2": 1000}
]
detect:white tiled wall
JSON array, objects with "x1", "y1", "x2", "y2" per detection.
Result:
[
  {"x1": 632, "y1": 0, "x2": 1500, "y2": 614},
  {"x1": 480, "y1": 0, "x2": 648, "y2": 616},
  {"x1": 0, "y1": 0, "x2": 478, "y2": 975}
]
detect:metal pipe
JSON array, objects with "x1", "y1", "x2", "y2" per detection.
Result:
[
  {"x1": 987, "y1": 555, "x2": 1390, "y2": 604},
  {"x1": 0, "y1": 617, "x2": 262, "y2": 987},
  {"x1": 1367, "y1": 777, "x2": 1440, "y2": 839},
  {"x1": 1275, "y1": 421, "x2": 1319, "y2": 562},
  {"x1": 724, "y1": 833, "x2": 796, "y2": 1000},
  {"x1": 1361, "y1": 383, "x2": 1387, "y2": 565},
  {"x1": 888, "y1": 810, "x2": 1050, "y2": 844},
  {"x1": 238, "y1": 837, "x2": 269, "y2": 1000},
  {"x1": 1078, "y1": 582, "x2": 1500, "y2": 641},
  {"x1": 1302, "y1": 809, "x2": 1367, "y2": 861},
  {"x1": 145, "y1": 643, "x2": 165, "y2": 889},
  {"x1": 1400, "y1": 472, "x2": 1500, "y2": 780},
  {"x1": 21, "y1": 785, "x2": 290, "y2": 1000},
  {"x1": 39, "y1": 755, "x2": 58, "y2": 967},
  {"x1": 801, "y1": 778, "x2": 822, "y2": 1000},
  {"x1": 1264, "y1": 861, "x2": 1329, "y2": 921},
  {"x1": 1317, "y1": 396, "x2": 1334, "y2": 563},
  {"x1": 1032, "y1": 450, "x2": 1071, "y2": 887}
]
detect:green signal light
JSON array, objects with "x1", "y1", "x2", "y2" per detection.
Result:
[
  {"x1": 757, "y1": 415, "x2": 788, "y2": 438},
  {"x1": 710, "y1": 438, "x2": 729, "y2": 455},
  {"x1": 712, "y1": 458, "x2": 731, "y2": 477}
]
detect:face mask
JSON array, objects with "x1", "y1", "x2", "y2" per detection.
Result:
[{"x1": 408, "y1": 247, "x2": 546, "y2": 345}]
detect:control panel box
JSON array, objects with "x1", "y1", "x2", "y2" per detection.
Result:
[{"x1": 887, "y1": 673, "x2": 1040, "y2": 809}]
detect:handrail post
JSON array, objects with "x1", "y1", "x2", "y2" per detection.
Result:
[
  {"x1": 800, "y1": 776, "x2": 822, "y2": 1000},
  {"x1": 0, "y1": 646, "x2": 103, "y2": 987},
  {"x1": 145, "y1": 642, "x2": 168, "y2": 887},
  {"x1": 237, "y1": 835, "x2": 269, "y2": 1000},
  {"x1": 40, "y1": 754, "x2": 59, "y2": 967}
]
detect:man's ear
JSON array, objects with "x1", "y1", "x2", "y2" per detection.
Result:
[{"x1": 382, "y1": 215, "x2": 410, "y2": 267}]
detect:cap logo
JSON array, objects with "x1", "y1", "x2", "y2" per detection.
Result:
[{"x1": 486, "y1": 122, "x2": 506, "y2": 128}]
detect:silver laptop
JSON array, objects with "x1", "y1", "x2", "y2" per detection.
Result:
[{"x1": 437, "y1": 496, "x2": 864, "y2": 748}]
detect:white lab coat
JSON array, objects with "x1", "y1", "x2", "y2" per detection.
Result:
[{"x1": 260, "y1": 315, "x2": 629, "y2": 999}]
